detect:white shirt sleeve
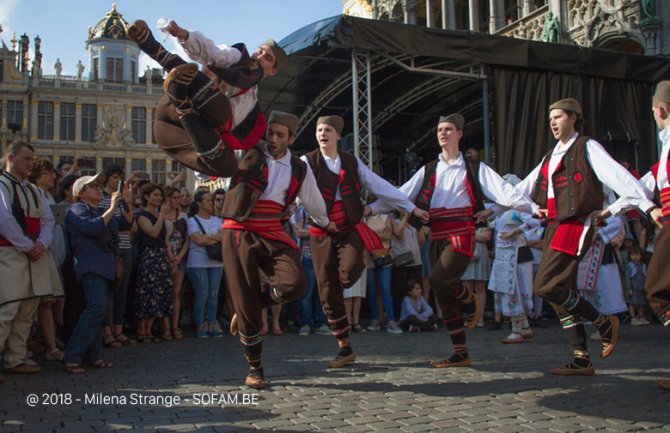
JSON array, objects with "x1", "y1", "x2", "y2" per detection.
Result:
[
  {"x1": 639, "y1": 170, "x2": 657, "y2": 199},
  {"x1": 356, "y1": 158, "x2": 416, "y2": 214},
  {"x1": 479, "y1": 163, "x2": 535, "y2": 214},
  {"x1": 179, "y1": 30, "x2": 242, "y2": 67},
  {"x1": 585, "y1": 139, "x2": 656, "y2": 215},
  {"x1": 0, "y1": 182, "x2": 34, "y2": 252},
  {"x1": 369, "y1": 165, "x2": 425, "y2": 215},
  {"x1": 298, "y1": 164, "x2": 330, "y2": 227}
]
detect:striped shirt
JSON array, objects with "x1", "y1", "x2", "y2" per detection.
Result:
[{"x1": 100, "y1": 191, "x2": 132, "y2": 250}]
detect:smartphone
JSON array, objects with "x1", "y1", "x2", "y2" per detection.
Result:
[{"x1": 117, "y1": 179, "x2": 125, "y2": 193}]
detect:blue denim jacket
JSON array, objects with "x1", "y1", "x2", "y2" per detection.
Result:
[{"x1": 65, "y1": 202, "x2": 130, "y2": 282}]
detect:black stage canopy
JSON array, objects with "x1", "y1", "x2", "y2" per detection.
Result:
[{"x1": 259, "y1": 14, "x2": 670, "y2": 181}]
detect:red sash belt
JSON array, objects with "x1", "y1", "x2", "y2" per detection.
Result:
[
  {"x1": 215, "y1": 110, "x2": 266, "y2": 151},
  {"x1": 309, "y1": 201, "x2": 384, "y2": 252},
  {"x1": 547, "y1": 198, "x2": 589, "y2": 256},
  {"x1": 429, "y1": 207, "x2": 475, "y2": 257},
  {"x1": 660, "y1": 187, "x2": 670, "y2": 226},
  {"x1": 223, "y1": 200, "x2": 298, "y2": 249},
  {"x1": 0, "y1": 216, "x2": 40, "y2": 247}
]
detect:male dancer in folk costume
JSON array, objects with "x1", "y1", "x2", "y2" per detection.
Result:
[
  {"x1": 302, "y1": 115, "x2": 430, "y2": 369},
  {"x1": 516, "y1": 98, "x2": 656, "y2": 376},
  {"x1": 638, "y1": 81, "x2": 670, "y2": 390},
  {"x1": 127, "y1": 19, "x2": 287, "y2": 177},
  {"x1": 0, "y1": 142, "x2": 62, "y2": 380},
  {"x1": 373, "y1": 114, "x2": 534, "y2": 368},
  {"x1": 224, "y1": 111, "x2": 334, "y2": 389}
]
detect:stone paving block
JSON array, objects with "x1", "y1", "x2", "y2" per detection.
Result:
[
  {"x1": 294, "y1": 416, "x2": 336, "y2": 425},
  {"x1": 358, "y1": 408, "x2": 393, "y2": 417},
  {"x1": 487, "y1": 425, "x2": 531, "y2": 433},
  {"x1": 428, "y1": 411, "x2": 466, "y2": 421},
  {"x1": 287, "y1": 424, "x2": 320, "y2": 432},
  {"x1": 364, "y1": 421, "x2": 405, "y2": 431},
  {"x1": 399, "y1": 423, "x2": 436, "y2": 432},
  {"x1": 310, "y1": 420, "x2": 351, "y2": 430},
  {"x1": 379, "y1": 412, "x2": 418, "y2": 421},
  {"x1": 333, "y1": 425, "x2": 373, "y2": 433},
  {"x1": 105, "y1": 424, "x2": 135, "y2": 431},
  {"x1": 345, "y1": 416, "x2": 384, "y2": 426},
  {"x1": 516, "y1": 411, "x2": 554, "y2": 421},
  {"x1": 460, "y1": 421, "x2": 499, "y2": 431},
  {"x1": 52, "y1": 427, "x2": 97, "y2": 433}
]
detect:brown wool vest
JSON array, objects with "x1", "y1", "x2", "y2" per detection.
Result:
[
  {"x1": 221, "y1": 145, "x2": 307, "y2": 221},
  {"x1": 305, "y1": 149, "x2": 364, "y2": 226},
  {"x1": 530, "y1": 136, "x2": 603, "y2": 221}
]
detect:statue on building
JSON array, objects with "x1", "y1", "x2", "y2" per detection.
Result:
[
  {"x1": 54, "y1": 58, "x2": 62, "y2": 79},
  {"x1": 144, "y1": 65, "x2": 153, "y2": 80},
  {"x1": 19, "y1": 34, "x2": 30, "y2": 72},
  {"x1": 542, "y1": 11, "x2": 560, "y2": 43},
  {"x1": 32, "y1": 35, "x2": 42, "y2": 78},
  {"x1": 76, "y1": 60, "x2": 85, "y2": 80},
  {"x1": 31, "y1": 57, "x2": 41, "y2": 78}
]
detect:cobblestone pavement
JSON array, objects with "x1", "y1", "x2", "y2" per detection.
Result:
[{"x1": 1, "y1": 321, "x2": 669, "y2": 432}]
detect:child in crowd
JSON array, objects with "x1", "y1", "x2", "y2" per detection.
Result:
[
  {"x1": 399, "y1": 279, "x2": 439, "y2": 332},
  {"x1": 626, "y1": 245, "x2": 649, "y2": 325}
]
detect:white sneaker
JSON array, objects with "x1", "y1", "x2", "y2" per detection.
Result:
[
  {"x1": 590, "y1": 331, "x2": 601, "y2": 341},
  {"x1": 45, "y1": 349, "x2": 64, "y2": 361},
  {"x1": 387, "y1": 321, "x2": 403, "y2": 334},
  {"x1": 631, "y1": 318, "x2": 641, "y2": 326},
  {"x1": 639, "y1": 317, "x2": 651, "y2": 325},
  {"x1": 314, "y1": 324, "x2": 331, "y2": 335},
  {"x1": 298, "y1": 325, "x2": 310, "y2": 336},
  {"x1": 367, "y1": 320, "x2": 380, "y2": 332}
]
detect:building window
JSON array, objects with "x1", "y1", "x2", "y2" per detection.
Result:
[
  {"x1": 7, "y1": 100, "x2": 24, "y2": 131},
  {"x1": 93, "y1": 58, "x2": 99, "y2": 81},
  {"x1": 105, "y1": 57, "x2": 124, "y2": 82},
  {"x1": 79, "y1": 157, "x2": 97, "y2": 176},
  {"x1": 60, "y1": 102, "x2": 75, "y2": 141},
  {"x1": 151, "y1": 108, "x2": 156, "y2": 144},
  {"x1": 37, "y1": 101, "x2": 54, "y2": 140},
  {"x1": 0, "y1": 59, "x2": 4, "y2": 82},
  {"x1": 130, "y1": 60, "x2": 136, "y2": 84},
  {"x1": 131, "y1": 158, "x2": 146, "y2": 173},
  {"x1": 152, "y1": 159, "x2": 166, "y2": 185},
  {"x1": 81, "y1": 103, "x2": 97, "y2": 142},
  {"x1": 102, "y1": 157, "x2": 125, "y2": 171},
  {"x1": 173, "y1": 161, "x2": 185, "y2": 173},
  {"x1": 131, "y1": 107, "x2": 146, "y2": 143}
]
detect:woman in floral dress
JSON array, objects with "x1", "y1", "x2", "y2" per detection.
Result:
[{"x1": 135, "y1": 183, "x2": 174, "y2": 341}]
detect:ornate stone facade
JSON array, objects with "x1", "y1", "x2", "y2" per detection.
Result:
[
  {"x1": 345, "y1": 0, "x2": 668, "y2": 55},
  {"x1": 0, "y1": 4, "x2": 174, "y2": 184}
]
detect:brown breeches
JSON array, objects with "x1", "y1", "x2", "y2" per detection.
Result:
[
  {"x1": 429, "y1": 239, "x2": 472, "y2": 318},
  {"x1": 153, "y1": 95, "x2": 237, "y2": 177},
  {"x1": 222, "y1": 229, "x2": 306, "y2": 337},
  {"x1": 645, "y1": 223, "x2": 670, "y2": 316},
  {"x1": 533, "y1": 224, "x2": 593, "y2": 306},
  {"x1": 310, "y1": 230, "x2": 366, "y2": 322}
]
